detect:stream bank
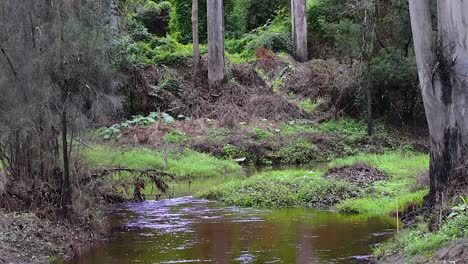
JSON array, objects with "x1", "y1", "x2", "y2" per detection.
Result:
[{"x1": 0, "y1": 211, "x2": 105, "y2": 264}]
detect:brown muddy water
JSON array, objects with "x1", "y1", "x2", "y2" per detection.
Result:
[
  {"x1": 68, "y1": 199, "x2": 395, "y2": 264},
  {"x1": 68, "y1": 167, "x2": 396, "y2": 264}
]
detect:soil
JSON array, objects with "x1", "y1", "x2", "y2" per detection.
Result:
[
  {"x1": 129, "y1": 57, "x2": 308, "y2": 127},
  {"x1": 325, "y1": 163, "x2": 388, "y2": 188},
  {"x1": 377, "y1": 239, "x2": 468, "y2": 264},
  {"x1": 0, "y1": 211, "x2": 105, "y2": 264}
]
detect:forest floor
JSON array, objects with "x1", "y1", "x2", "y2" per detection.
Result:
[{"x1": 0, "y1": 211, "x2": 105, "y2": 264}]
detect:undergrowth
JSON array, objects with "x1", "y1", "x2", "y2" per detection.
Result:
[
  {"x1": 374, "y1": 206, "x2": 468, "y2": 259},
  {"x1": 196, "y1": 170, "x2": 355, "y2": 208}
]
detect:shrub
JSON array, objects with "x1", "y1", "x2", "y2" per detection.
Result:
[
  {"x1": 136, "y1": 1, "x2": 172, "y2": 36},
  {"x1": 164, "y1": 131, "x2": 187, "y2": 143},
  {"x1": 225, "y1": 9, "x2": 291, "y2": 56},
  {"x1": 278, "y1": 140, "x2": 318, "y2": 164}
]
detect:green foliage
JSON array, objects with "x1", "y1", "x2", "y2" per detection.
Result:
[
  {"x1": 169, "y1": 0, "x2": 287, "y2": 43},
  {"x1": 113, "y1": 32, "x2": 198, "y2": 68},
  {"x1": 329, "y1": 152, "x2": 429, "y2": 180},
  {"x1": 297, "y1": 99, "x2": 319, "y2": 114},
  {"x1": 169, "y1": 0, "x2": 207, "y2": 44},
  {"x1": 83, "y1": 146, "x2": 242, "y2": 181},
  {"x1": 225, "y1": 0, "x2": 249, "y2": 39},
  {"x1": 225, "y1": 9, "x2": 292, "y2": 56},
  {"x1": 135, "y1": 1, "x2": 172, "y2": 36},
  {"x1": 375, "y1": 209, "x2": 468, "y2": 257},
  {"x1": 163, "y1": 131, "x2": 187, "y2": 143},
  {"x1": 245, "y1": 0, "x2": 289, "y2": 31},
  {"x1": 97, "y1": 112, "x2": 173, "y2": 140},
  {"x1": 337, "y1": 190, "x2": 427, "y2": 215},
  {"x1": 196, "y1": 170, "x2": 352, "y2": 208},
  {"x1": 449, "y1": 196, "x2": 468, "y2": 219},
  {"x1": 223, "y1": 144, "x2": 247, "y2": 159},
  {"x1": 331, "y1": 152, "x2": 430, "y2": 215},
  {"x1": 278, "y1": 140, "x2": 318, "y2": 164},
  {"x1": 371, "y1": 47, "x2": 417, "y2": 87},
  {"x1": 251, "y1": 128, "x2": 273, "y2": 139},
  {"x1": 320, "y1": 19, "x2": 361, "y2": 61},
  {"x1": 316, "y1": 117, "x2": 388, "y2": 144}
]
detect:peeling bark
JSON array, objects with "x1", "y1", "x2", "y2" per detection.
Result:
[{"x1": 409, "y1": 0, "x2": 468, "y2": 205}]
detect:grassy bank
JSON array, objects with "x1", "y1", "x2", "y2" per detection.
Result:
[
  {"x1": 375, "y1": 205, "x2": 468, "y2": 262},
  {"x1": 332, "y1": 152, "x2": 429, "y2": 215},
  {"x1": 82, "y1": 145, "x2": 242, "y2": 181},
  {"x1": 197, "y1": 152, "x2": 430, "y2": 216},
  {"x1": 196, "y1": 169, "x2": 354, "y2": 208}
]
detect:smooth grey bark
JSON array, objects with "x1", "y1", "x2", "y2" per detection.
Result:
[
  {"x1": 291, "y1": 0, "x2": 308, "y2": 62},
  {"x1": 192, "y1": 0, "x2": 200, "y2": 71},
  {"x1": 207, "y1": 0, "x2": 226, "y2": 89},
  {"x1": 409, "y1": 0, "x2": 468, "y2": 205}
]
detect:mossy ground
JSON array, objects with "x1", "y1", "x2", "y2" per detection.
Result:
[
  {"x1": 197, "y1": 152, "x2": 430, "y2": 215},
  {"x1": 196, "y1": 169, "x2": 354, "y2": 208}
]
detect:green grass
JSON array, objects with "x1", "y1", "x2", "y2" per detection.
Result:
[
  {"x1": 329, "y1": 152, "x2": 429, "y2": 180},
  {"x1": 297, "y1": 98, "x2": 319, "y2": 114},
  {"x1": 196, "y1": 170, "x2": 353, "y2": 208},
  {"x1": 375, "y1": 210, "x2": 468, "y2": 258},
  {"x1": 336, "y1": 190, "x2": 427, "y2": 215},
  {"x1": 331, "y1": 152, "x2": 430, "y2": 215},
  {"x1": 82, "y1": 145, "x2": 242, "y2": 181},
  {"x1": 197, "y1": 151, "x2": 430, "y2": 215}
]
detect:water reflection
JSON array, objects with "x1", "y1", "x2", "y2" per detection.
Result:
[{"x1": 68, "y1": 197, "x2": 395, "y2": 264}]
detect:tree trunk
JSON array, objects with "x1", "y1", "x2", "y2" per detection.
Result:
[
  {"x1": 409, "y1": 0, "x2": 468, "y2": 205},
  {"x1": 291, "y1": 0, "x2": 308, "y2": 62},
  {"x1": 207, "y1": 0, "x2": 226, "y2": 89},
  {"x1": 365, "y1": 58, "x2": 373, "y2": 136},
  {"x1": 61, "y1": 93, "x2": 71, "y2": 213},
  {"x1": 362, "y1": 8, "x2": 373, "y2": 136},
  {"x1": 192, "y1": 0, "x2": 200, "y2": 71}
]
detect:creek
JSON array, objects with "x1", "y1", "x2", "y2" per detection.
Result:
[{"x1": 68, "y1": 167, "x2": 396, "y2": 264}]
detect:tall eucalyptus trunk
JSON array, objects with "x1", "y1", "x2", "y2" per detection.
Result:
[
  {"x1": 192, "y1": 0, "x2": 200, "y2": 71},
  {"x1": 409, "y1": 0, "x2": 468, "y2": 205},
  {"x1": 207, "y1": 0, "x2": 226, "y2": 89},
  {"x1": 291, "y1": 0, "x2": 308, "y2": 62}
]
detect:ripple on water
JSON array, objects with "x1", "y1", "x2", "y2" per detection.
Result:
[{"x1": 68, "y1": 196, "x2": 397, "y2": 264}]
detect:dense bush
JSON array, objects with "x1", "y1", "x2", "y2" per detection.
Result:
[
  {"x1": 370, "y1": 47, "x2": 422, "y2": 122},
  {"x1": 245, "y1": 0, "x2": 289, "y2": 31},
  {"x1": 225, "y1": 9, "x2": 291, "y2": 57},
  {"x1": 169, "y1": 0, "x2": 208, "y2": 44},
  {"x1": 135, "y1": 1, "x2": 172, "y2": 36},
  {"x1": 169, "y1": 0, "x2": 288, "y2": 43},
  {"x1": 113, "y1": 25, "x2": 199, "y2": 69}
]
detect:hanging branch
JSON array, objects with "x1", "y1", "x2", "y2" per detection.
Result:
[{"x1": 92, "y1": 168, "x2": 175, "y2": 202}]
